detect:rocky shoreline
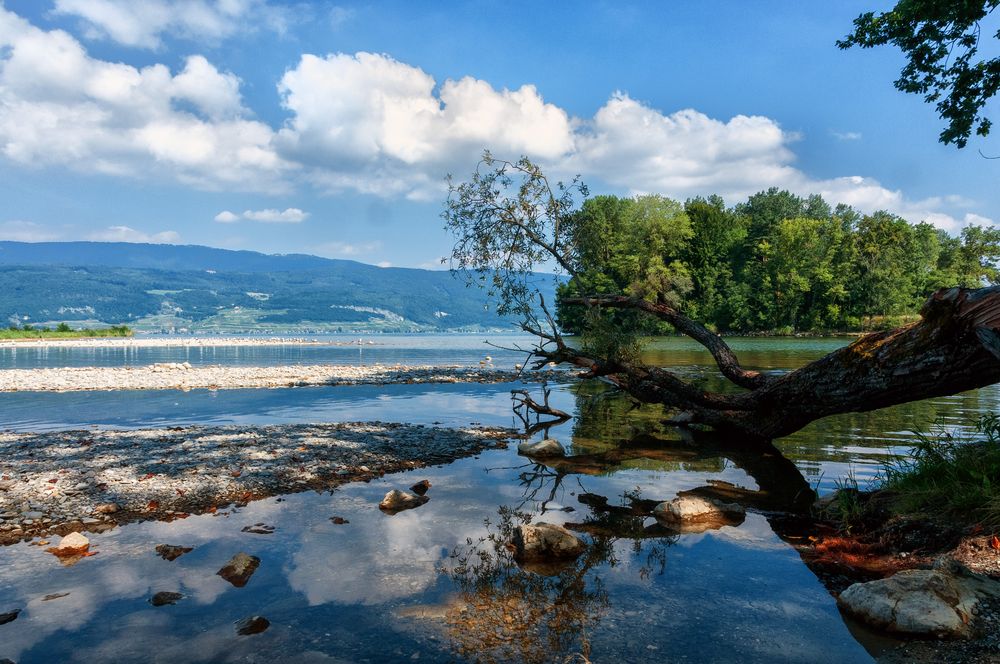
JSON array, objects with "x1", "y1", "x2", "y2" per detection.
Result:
[
  {"x1": 0, "y1": 422, "x2": 512, "y2": 545},
  {"x1": 0, "y1": 363, "x2": 565, "y2": 392}
]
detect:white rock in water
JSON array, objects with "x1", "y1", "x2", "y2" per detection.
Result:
[
  {"x1": 510, "y1": 522, "x2": 586, "y2": 562},
  {"x1": 516, "y1": 439, "x2": 565, "y2": 457},
  {"x1": 838, "y1": 566, "x2": 1000, "y2": 638},
  {"x1": 54, "y1": 531, "x2": 90, "y2": 552},
  {"x1": 653, "y1": 495, "x2": 745, "y2": 523}
]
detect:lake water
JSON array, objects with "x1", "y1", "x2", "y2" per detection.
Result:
[{"x1": 1, "y1": 335, "x2": 997, "y2": 663}]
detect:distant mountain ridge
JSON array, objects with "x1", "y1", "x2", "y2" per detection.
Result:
[
  {"x1": 0, "y1": 242, "x2": 556, "y2": 333},
  {"x1": 0, "y1": 241, "x2": 367, "y2": 272}
]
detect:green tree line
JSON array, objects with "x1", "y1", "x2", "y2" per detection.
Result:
[{"x1": 557, "y1": 188, "x2": 1000, "y2": 334}]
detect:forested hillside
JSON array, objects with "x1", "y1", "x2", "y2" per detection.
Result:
[
  {"x1": 0, "y1": 243, "x2": 554, "y2": 332},
  {"x1": 557, "y1": 188, "x2": 1000, "y2": 333}
]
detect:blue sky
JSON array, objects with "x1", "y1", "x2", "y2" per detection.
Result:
[{"x1": 0, "y1": 0, "x2": 996, "y2": 268}]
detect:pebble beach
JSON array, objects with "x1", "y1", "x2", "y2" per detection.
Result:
[
  {"x1": 0, "y1": 422, "x2": 512, "y2": 545},
  {"x1": 0, "y1": 363, "x2": 558, "y2": 392}
]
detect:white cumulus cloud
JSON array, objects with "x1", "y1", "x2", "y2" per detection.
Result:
[
  {"x1": 241, "y1": 207, "x2": 308, "y2": 222},
  {"x1": 275, "y1": 52, "x2": 574, "y2": 199},
  {"x1": 0, "y1": 220, "x2": 62, "y2": 242},
  {"x1": 51, "y1": 0, "x2": 290, "y2": 49},
  {"x1": 214, "y1": 210, "x2": 240, "y2": 223},
  {"x1": 0, "y1": 5, "x2": 993, "y2": 235},
  {"x1": 214, "y1": 208, "x2": 308, "y2": 223},
  {"x1": 316, "y1": 241, "x2": 382, "y2": 257},
  {"x1": 87, "y1": 226, "x2": 180, "y2": 243},
  {"x1": 0, "y1": 7, "x2": 290, "y2": 191}
]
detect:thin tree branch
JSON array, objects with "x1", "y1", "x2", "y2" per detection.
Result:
[{"x1": 561, "y1": 295, "x2": 768, "y2": 390}]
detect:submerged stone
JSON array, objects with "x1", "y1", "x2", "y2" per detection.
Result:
[
  {"x1": 236, "y1": 615, "x2": 270, "y2": 635},
  {"x1": 217, "y1": 552, "x2": 261, "y2": 588},
  {"x1": 379, "y1": 489, "x2": 429, "y2": 514},
  {"x1": 516, "y1": 438, "x2": 565, "y2": 457},
  {"x1": 410, "y1": 479, "x2": 431, "y2": 496},
  {"x1": 510, "y1": 522, "x2": 586, "y2": 565},
  {"x1": 155, "y1": 544, "x2": 193, "y2": 561},
  {"x1": 652, "y1": 495, "x2": 745, "y2": 532},
  {"x1": 150, "y1": 591, "x2": 183, "y2": 607}
]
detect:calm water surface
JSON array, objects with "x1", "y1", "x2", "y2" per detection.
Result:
[{"x1": 1, "y1": 335, "x2": 997, "y2": 663}]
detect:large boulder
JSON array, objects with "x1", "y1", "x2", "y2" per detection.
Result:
[
  {"x1": 652, "y1": 495, "x2": 745, "y2": 533},
  {"x1": 838, "y1": 563, "x2": 1000, "y2": 638},
  {"x1": 510, "y1": 522, "x2": 586, "y2": 565},
  {"x1": 379, "y1": 489, "x2": 429, "y2": 514},
  {"x1": 517, "y1": 438, "x2": 565, "y2": 457}
]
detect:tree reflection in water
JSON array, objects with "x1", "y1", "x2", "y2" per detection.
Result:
[
  {"x1": 441, "y1": 502, "x2": 676, "y2": 664},
  {"x1": 438, "y1": 381, "x2": 825, "y2": 663}
]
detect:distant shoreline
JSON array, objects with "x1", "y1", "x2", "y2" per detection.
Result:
[{"x1": 0, "y1": 336, "x2": 333, "y2": 349}]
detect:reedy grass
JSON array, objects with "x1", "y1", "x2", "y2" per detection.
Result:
[{"x1": 878, "y1": 412, "x2": 1000, "y2": 529}]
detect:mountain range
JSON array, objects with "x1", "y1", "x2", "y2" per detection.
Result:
[{"x1": 0, "y1": 241, "x2": 556, "y2": 333}]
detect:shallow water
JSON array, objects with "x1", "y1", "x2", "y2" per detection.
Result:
[
  {"x1": 1, "y1": 335, "x2": 998, "y2": 663},
  {"x1": 0, "y1": 334, "x2": 538, "y2": 369}
]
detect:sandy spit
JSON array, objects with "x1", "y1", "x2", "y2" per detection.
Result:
[
  {"x1": 0, "y1": 363, "x2": 562, "y2": 392},
  {"x1": 0, "y1": 421, "x2": 513, "y2": 545}
]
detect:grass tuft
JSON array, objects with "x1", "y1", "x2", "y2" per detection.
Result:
[{"x1": 879, "y1": 412, "x2": 1000, "y2": 528}]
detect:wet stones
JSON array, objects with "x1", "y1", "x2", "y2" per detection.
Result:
[
  {"x1": 516, "y1": 438, "x2": 565, "y2": 457},
  {"x1": 217, "y1": 553, "x2": 261, "y2": 588},
  {"x1": 0, "y1": 364, "x2": 561, "y2": 393},
  {"x1": 510, "y1": 522, "x2": 586, "y2": 564},
  {"x1": 379, "y1": 489, "x2": 429, "y2": 514},
  {"x1": 0, "y1": 422, "x2": 511, "y2": 544},
  {"x1": 149, "y1": 591, "x2": 184, "y2": 607},
  {"x1": 155, "y1": 544, "x2": 193, "y2": 561},
  {"x1": 410, "y1": 479, "x2": 431, "y2": 496},
  {"x1": 241, "y1": 523, "x2": 275, "y2": 535},
  {"x1": 652, "y1": 495, "x2": 745, "y2": 532},
  {"x1": 0, "y1": 609, "x2": 19, "y2": 625},
  {"x1": 49, "y1": 532, "x2": 90, "y2": 556},
  {"x1": 838, "y1": 562, "x2": 1000, "y2": 639},
  {"x1": 235, "y1": 616, "x2": 270, "y2": 635}
]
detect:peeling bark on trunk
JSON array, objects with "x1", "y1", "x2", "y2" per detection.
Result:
[{"x1": 554, "y1": 286, "x2": 1000, "y2": 441}]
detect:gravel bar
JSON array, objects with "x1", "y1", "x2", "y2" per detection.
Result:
[
  {"x1": 0, "y1": 363, "x2": 566, "y2": 392},
  {"x1": 0, "y1": 422, "x2": 513, "y2": 545}
]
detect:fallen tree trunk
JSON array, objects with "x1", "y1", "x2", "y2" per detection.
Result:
[{"x1": 553, "y1": 286, "x2": 1000, "y2": 440}]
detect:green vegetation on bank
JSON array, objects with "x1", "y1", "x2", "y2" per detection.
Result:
[
  {"x1": 0, "y1": 323, "x2": 132, "y2": 340},
  {"x1": 880, "y1": 413, "x2": 1000, "y2": 529},
  {"x1": 556, "y1": 188, "x2": 1000, "y2": 335}
]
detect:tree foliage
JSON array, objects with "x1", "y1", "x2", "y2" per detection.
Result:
[
  {"x1": 444, "y1": 155, "x2": 1000, "y2": 339},
  {"x1": 838, "y1": 0, "x2": 1000, "y2": 147},
  {"x1": 444, "y1": 155, "x2": 1000, "y2": 439}
]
